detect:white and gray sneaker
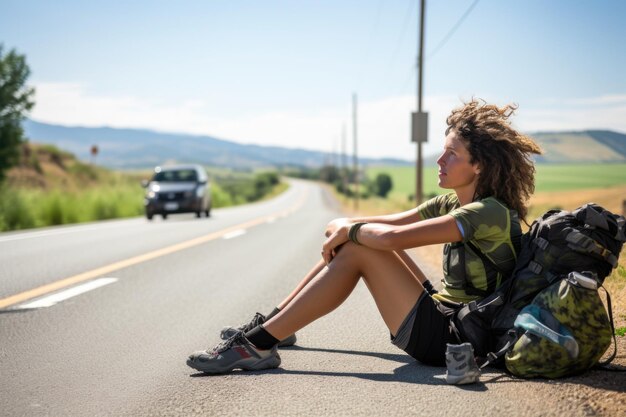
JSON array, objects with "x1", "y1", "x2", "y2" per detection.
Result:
[
  {"x1": 445, "y1": 343, "x2": 480, "y2": 385},
  {"x1": 187, "y1": 333, "x2": 281, "y2": 374},
  {"x1": 220, "y1": 312, "x2": 297, "y2": 347}
]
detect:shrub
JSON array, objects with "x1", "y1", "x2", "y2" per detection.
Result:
[
  {"x1": 374, "y1": 173, "x2": 393, "y2": 198},
  {"x1": 29, "y1": 153, "x2": 42, "y2": 174},
  {"x1": 69, "y1": 163, "x2": 99, "y2": 181},
  {"x1": 39, "y1": 191, "x2": 65, "y2": 225},
  {"x1": 0, "y1": 186, "x2": 36, "y2": 230},
  {"x1": 210, "y1": 183, "x2": 234, "y2": 208},
  {"x1": 91, "y1": 194, "x2": 120, "y2": 220},
  {"x1": 38, "y1": 144, "x2": 73, "y2": 168}
]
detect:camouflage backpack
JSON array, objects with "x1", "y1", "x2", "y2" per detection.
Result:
[
  {"x1": 505, "y1": 271, "x2": 615, "y2": 378},
  {"x1": 454, "y1": 203, "x2": 626, "y2": 377}
]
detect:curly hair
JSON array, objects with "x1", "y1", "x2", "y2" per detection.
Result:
[{"x1": 445, "y1": 98, "x2": 542, "y2": 222}]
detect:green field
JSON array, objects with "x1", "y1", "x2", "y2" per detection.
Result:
[{"x1": 366, "y1": 163, "x2": 626, "y2": 198}]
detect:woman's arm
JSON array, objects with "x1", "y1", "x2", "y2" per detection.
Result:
[
  {"x1": 322, "y1": 215, "x2": 461, "y2": 264},
  {"x1": 325, "y1": 208, "x2": 421, "y2": 237},
  {"x1": 360, "y1": 216, "x2": 462, "y2": 250}
]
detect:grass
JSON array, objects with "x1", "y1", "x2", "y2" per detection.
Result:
[
  {"x1": 533, "y1": 164, "x2": 626, "y2": 191},
  {"x1": 366, "y1": 163, "x2": 626, "y2": 199},
  {"x1": 0, "y1": 177, "x2": 145, "y2": 231},
  {"x1": 0, "y1": 174, "x2": 289, "y2": 231}
]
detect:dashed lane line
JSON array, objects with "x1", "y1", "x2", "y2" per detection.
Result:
[
  {"x1": 222, "y1": 229, "x2": 247, "y2": 240},
  {"x1": 15, "y1": 278, "x2": 118, "y2": 310}
]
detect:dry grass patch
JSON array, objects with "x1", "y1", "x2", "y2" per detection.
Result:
[{"x1": 527, "y1": 185, "x2": 626, "y2": 219}]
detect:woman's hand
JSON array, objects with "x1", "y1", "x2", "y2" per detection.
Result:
[
  {"x1": 321, "y1": 223, "x2": 350, "y2": 265},
  {"x1": 325, "y1": 218, "x2": 351, "y2": 238}
]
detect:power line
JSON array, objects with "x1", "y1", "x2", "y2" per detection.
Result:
[
  {"x1": 386, "y1": 0, "x2": 418, "y2": 75},
  {"x1": 367, "y1": 0, "x2": 417, "y2": 128},
  {"x1": 355, "y1": 0, "x2": 386, "y2": 90},
  {"x1": 427, "y1": 0, "x2": 480, "y2": 60}
]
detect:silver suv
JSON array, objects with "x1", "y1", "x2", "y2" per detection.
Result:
[{"x1": 142, "y1": 165, "x2": 211, "y2": 220}]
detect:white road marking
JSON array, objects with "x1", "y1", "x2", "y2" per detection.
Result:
[
  {"x1": 266, "y1": 217, "x2": 277, "y2": 223},
  {"x1": 0, "y1": 222, "x2": 135, "y2": 243},
  {"x1": 15, "y1": 278, "x2": 118, "y2": 309},
  {"x1": 222, "y1": 229, "x2": 247, "y2": 240}
]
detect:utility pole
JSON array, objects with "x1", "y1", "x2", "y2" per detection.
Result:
[
  {"x1": 412, "y1": 0, "x2": 428, "y2": 205},
  {"x1": 352, "y1": 93, "x2": 359, "y2": 211},
  {"x1": 341, "y1": 123, "x2": 348, "y2": 198}
]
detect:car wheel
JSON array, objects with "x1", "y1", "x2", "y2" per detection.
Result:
[
  {"x1": 195, "y1": 211, "x2": 201, "y2": 218},
  {"x1": 162, "y1": 213, "x2": 168, "y2": 220},
  {"x1": 205, "y1": 209, "x2": 210, "y2": 217},
  {"x1": 146, "y1": 213, "x2": 153, "y2": 220}
]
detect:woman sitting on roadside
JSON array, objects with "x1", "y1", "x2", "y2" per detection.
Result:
[{"x1": 187, "y1": 98, "x2": 542, "y2": 375}]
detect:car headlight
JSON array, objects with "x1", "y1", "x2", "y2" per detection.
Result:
[
  {"x1": 147, "y1": 191, "x2": 157, "y2": 199},
  {"x1": 196, "y1": 186, "x2": 205, "y2": 197}
]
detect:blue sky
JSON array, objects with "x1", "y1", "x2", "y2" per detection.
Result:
[{"x1": 2, "y1": 0, "x2": 625, "y2": 159}]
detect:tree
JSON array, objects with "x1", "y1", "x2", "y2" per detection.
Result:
[
  {"x1": 0, "y1": 45, "x2": 35, "y2": 182},
  {"x1": 319, "y1": 165, "x2": 341, "y2": 184},
  {"x1": 374, "y1": 172, "x2": 393, "y2": 198}
]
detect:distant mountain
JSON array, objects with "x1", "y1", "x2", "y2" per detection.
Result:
[
  {"x1": 23, "y1": 120, "x2": 626, "y2": 169},
  {"x1": 22, "y1": 120, "x2": 410, "y2": 170},
  {"x1": 530, "y1": 130, "x2": 626, "y2": 163},
  {"x1": 423, "y1": 129, "x2": 626, "y2": 165}
]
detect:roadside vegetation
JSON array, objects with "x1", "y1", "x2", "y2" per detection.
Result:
[
  {"x1": 0, "y1": 143, "x2": 286, "y2": 232},
  {"x1": 284, "y1": 165, "x2": 393, "y2": 200},
  {"x1": 209, "y1": 169, "x2": 286, "y2": 207},
  {"x1": 366, "y1": 163, "x2": 626, "y2": 201}
]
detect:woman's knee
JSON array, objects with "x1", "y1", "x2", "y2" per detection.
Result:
[{"x1": 333, "y1": 242, "x2": 395, "y2": 271}]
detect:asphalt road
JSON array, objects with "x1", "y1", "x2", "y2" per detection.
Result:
[{"x1": 1, "y1": 179, "x2": 624, "y2": 416}]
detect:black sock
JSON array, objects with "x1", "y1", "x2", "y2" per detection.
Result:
[
  {"x1": 245, "y1": 325, "x2": 280, "y2": 350},
  {"x1": 266, "y1": 307, "x2": 281, "y2": 320},
  {"x1": 422, "y1": 279, "x2": 438, "y2": 295}
]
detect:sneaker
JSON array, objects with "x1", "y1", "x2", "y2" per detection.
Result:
[
  {"x1": 445, "y1": 343, "x2": 480, "y2": 385},
  {"x1": 187, "y1": 333, "x2": 281, "y2": 374},
  {"x1": 220, "y1": 312, "x2": 297, "y2": 347}
]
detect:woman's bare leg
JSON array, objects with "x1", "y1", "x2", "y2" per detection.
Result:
[
  {"x1": 396, "y1": 250, "x2": 429, "y2": 284},
  {"x1": 277, "y1": 259, "x2": 326, "y2": 310},
  {"x1": 277, "y1": 251, "x2": 424, "y2": 311},
  {"x1": 263, "y1": 243, "x2": 426, "y2": 341}
]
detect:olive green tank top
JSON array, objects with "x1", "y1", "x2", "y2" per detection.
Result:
[{"x1": 417, "y1": 193, "x2": 521, "y2": 303}]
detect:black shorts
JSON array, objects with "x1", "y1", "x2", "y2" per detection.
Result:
[{"x1": 391, "y1": 293, "x2": 461, "y2": 366}]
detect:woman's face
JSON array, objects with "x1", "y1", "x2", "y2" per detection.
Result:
[{"x1": 436, "y1": 131, "x2": 481, "y2": 193}]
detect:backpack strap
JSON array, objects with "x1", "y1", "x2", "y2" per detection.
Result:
[
  {"x1": 464, "y1": 240, "x2": 506, "y2": 296},
  {"x1": 595, "y1": 285, "x2": 624, "y2": 371},
  {"x1": 466, "y1": 240, "x2": 507, "y2": 275},
  {"x1": 565, "y1": 229, "x2": 619, "y2": 268},
  {"x1": 478, "y1": 329, "x2": 519, "y2": 369}
]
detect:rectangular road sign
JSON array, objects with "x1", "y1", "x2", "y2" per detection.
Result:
[{"x1": 411, "y1": 111, "x2": 428, "y2": 143}]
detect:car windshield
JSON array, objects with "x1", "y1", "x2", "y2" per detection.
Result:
[{"x1": 153, "y1": 169, "x2": 198, "y2": 182}]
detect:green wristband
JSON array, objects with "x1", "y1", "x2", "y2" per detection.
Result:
[{"x1": 348, "y1": 222, "x2": 367, "y2": 245}]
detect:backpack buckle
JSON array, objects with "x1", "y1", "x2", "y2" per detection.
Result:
[
  {"x1": 529, "y1": 260, "x2": 543, "y2": 274},
  {"x1": 533, "y1": 237, "x2": 549, "y2": 250}
]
